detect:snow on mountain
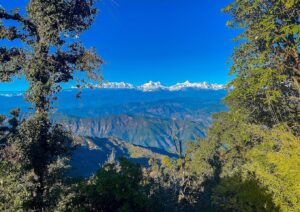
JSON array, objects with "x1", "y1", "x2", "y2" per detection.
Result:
[
  {"x1": 101, "y1": 82, "x2": 135, "y2": 89},
  {"x1": 137, "y1": 81, "x2": 225, "y2": 91},
  {"x1": 0, "y1": 92, "x2": 24, "y2": 97},
  {"x1": 69, "y1": 81, "x2": 225, "y2": 91},
  {"x1": 138, "y1": 81, "x2": 167, "y2": 92},
  {"x1": 169, "y1": 81, "x2": 225, "y2": 91}
]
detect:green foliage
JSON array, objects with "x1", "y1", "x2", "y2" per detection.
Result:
[
  {"x1": 0, "y1": 161, "x2": 29, "y2": 211},
  {"x1": 1, "y1": 0, "x2": 298, "y2": 211},
  {"x1": 147, "y1": 156, "x2": 206, "y2": 211},
  {"x1": 0, "y1": 0, "x2": 102, "y2": 210},
  {"x1": 244, "y1": 126, "x2": 300, "y2": 211},
  {"x1": 0, "y1": 109, "x2": 20, "y2": 145},
  {"x1": 224, "y1": 0, "x2": 300, "y2": 132},
  {"x1": 0, "y1": 111, "x2": 24, "y2": 211},
  {"x1": 212, "y1": 174, "x2": 279, "y2": 212},
  {"x1": 0, "y1": 112, "x2": 73, "y2": 210},
  {"x1": 11, "y1": 115, "x2": 73, "y2": 209},
  {"x1": 187, "y1": 0, "x2": 300, "y2": 211},
  {"x1": 186, "y1": 139, "x2": 215, "y2": 178},
  {"x1": 63, "y1": 158, "x2": 151, "y2": 212},
  {"x1": 0, "y1": 3, "x2": 103, "y2": 106}
]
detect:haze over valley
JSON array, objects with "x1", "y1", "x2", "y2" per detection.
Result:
[{"x1": 0, "y1": 83, "x2": 227, "y2": 174}]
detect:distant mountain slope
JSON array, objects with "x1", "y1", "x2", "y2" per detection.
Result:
[
  {"x1": 0, "y1": 88, "x2": 227, "y2": 116},
  {"x1": 55, "y1": 114, "x2": 206, "y2": 152},
  {"x1": 70, "y1": 136, "x2": 177, "y2": 177},
  {"x1": 0, "y1": 88, "x2": 227, "y2": 152}
]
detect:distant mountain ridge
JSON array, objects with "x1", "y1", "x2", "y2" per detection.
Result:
[
  {"x1": 0, "y1": 88, "x2": 227, "y2": 153},
  {"x1": 54, "y1": 114, "x2": 207, "y2": 152},
  {"x1": 72, "y1": 80, "x2": 225, "y2": 91},
  {"x1": 0, "y1": 81, "x2": 225, "y2": 98}
]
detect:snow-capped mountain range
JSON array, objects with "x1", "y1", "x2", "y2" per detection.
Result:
[
  {"x1": 0, "y1": 92, "x2": 24, "y2": 97},
  {"x1": 0, "y1": 81, "x2": 225, "y2": 97},
  {"x1": 73, "y1": 81, "x2": 225, "y2": 92}
]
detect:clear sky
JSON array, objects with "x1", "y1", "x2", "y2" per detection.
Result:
[{"x1": 0, "y1": 0, "x2": 237, "y2": 91}]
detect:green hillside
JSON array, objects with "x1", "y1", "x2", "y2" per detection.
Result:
[{"x1": 70, "y1": 136, "x2": 177, "y2": 177}]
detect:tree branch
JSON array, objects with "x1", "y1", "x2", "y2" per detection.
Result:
[{"x1": 0, "y1": 10, "x2": 37, "y2": 35}]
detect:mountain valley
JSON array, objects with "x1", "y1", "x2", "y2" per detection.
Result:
[{"x1": 0, "y1": 85, "x2": 227, "y2": 169}]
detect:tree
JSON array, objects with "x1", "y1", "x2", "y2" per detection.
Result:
[
  {"x1": 0, "y1": 109, "x2": 27, "y2": 211},
  {"x1": 244, "y1": 126, "x2": 300, "y2": 211},
  {"x1": 188, "y1": 0, "x2": 300, "y2": 210},
  {"x1": 0, "y1": 0, "x2": 102, "y2": 210},
  {"x1": 0, "y1": 109, "x2": 19, "y2": 146},
  {"x1": 212, "y1": 174, "x2": 279, "y2": 212},
  {"x1": 64, "y1": 158, "x2": 151, "y2": 212},
  {"x1": 223, "y1": 0, "x2": 300, "y2": 133},
  {"x1": 221, "y1": 3, "x2": 300, "y2": 209}
]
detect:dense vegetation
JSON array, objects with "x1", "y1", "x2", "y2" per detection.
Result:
[
  {"x1": 188, "y1": 0, "x2": 300, "y2": 210},
  {"x1": 0, "y1": 0, "x2": 102, "y2": 210},
  {"x1": 1, "y1": 0, "x2": 299, "y2": 211}
]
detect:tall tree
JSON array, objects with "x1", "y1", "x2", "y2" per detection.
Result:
[
  {"x1": 188, "y1": 0, "x2": 300, "y2": 210},
  {"x1": 0, "y1": 0, "x2": 102, "y2": 210},
  {"x1": 223, "y1": 0, "x2": 300, "y2": 132}
]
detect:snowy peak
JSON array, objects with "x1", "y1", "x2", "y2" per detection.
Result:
[
  {"x1": 138, "y1": 81, "x2": 167, "y2": 92},
  {"x1": 0, "y1": 92, "x2": 24, "y2": 97},
  {"x1": 169, "y1": 81, "x2": 224, "y2": 91},
  {"x1": 102, "y1": 82, "x2": 134, "y2": 89},
  {"x1": 73, "y1": 81, "x2": 225, "y2": 91},
  {"x1": 138, "y1": 80, "x2": 225, "y2": 91}
]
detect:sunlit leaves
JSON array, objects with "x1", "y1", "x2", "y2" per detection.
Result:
[
  {"x1": 281, "y1": 0, "x2": 297, "y2": 8},
  {"x1": 245, "y1": 126, "x2": 300, "y2": 211},
  {"x1": 224, "y1": 0, "x2": 300, "y2": 130},
  {"x1": 191, "y1": 1, "x2": 300, "y2": 211}
]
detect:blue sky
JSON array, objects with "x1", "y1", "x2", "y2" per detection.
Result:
[{"x1": 0, "y1": 0, "x2": 237, "y2": 91}]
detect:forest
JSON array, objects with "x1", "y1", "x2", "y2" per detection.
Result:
[{"x1": 0, "y1": 0, "x2": 299, "y2": 211}]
